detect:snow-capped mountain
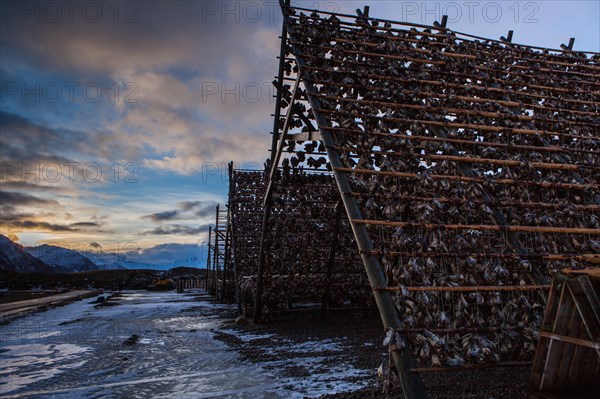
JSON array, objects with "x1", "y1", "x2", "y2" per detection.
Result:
[
  {"x1": 82, "y1": 252, "x2": 205, "y2": 270},
  {"x1": 26, "y1": 244, "x2": 99, "y2": 272},
  {"x1": 0, "y1": 235, "x2": 206, "y2": 272},
  {"x1": 82, "y1": 251, "x2": 155, "y2": 270},
  {"x1": 0, "y1": 234, "x2": 56, "y2": 273}
]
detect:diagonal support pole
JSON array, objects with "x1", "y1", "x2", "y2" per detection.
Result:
[
  {"x1": 279, "y1": 4, "x2": 428, "y2": 398},
  {"x1": 253, "y1": 68, "x2": 301, "y2": 322},
  {"x1": 263, "y1": 74, "x2": 301, "y2": 207}
]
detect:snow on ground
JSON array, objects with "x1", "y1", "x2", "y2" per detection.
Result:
[
  {"x1": 271, "y1": 355, "x2": 371, "y2": 399},
  {"x1": 276, "y1": 337, "x2": 347, "y2": 354},
  {"x1": 219, "y1": 329, "x2": 277, "y2": 343},
  {"x1": 0, "y1": 291, "x2": 370, "y2": 399},
  {"x1": 221, "y1": 328, "x2": 372, "y2": 399},
  {"x1": 0, "y1": 292, "x2": 279, "y2": 399}
]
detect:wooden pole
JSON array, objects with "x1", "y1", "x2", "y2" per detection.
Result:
[
  {"x1": 212, "y1": 205, "x2": 219, "y2": 295},
  {"x1": 375, "y1": 285, "x2": 550, "y2": 292},
  {"x1": 334, "y1": 167, "x2": 598, "y2": 191},
  {"x1": 348, "y1": 193, "x2": 600, "y2": 212},
  {"x1": 230, "y1": 168, "x2": 243, "y2": 314},
  {"x1": 282, "y1": 5, "x2": 428, "y2": 398},
  {"x1": 321, "y1": 200, "x2": 344, "y2": 316},
  {"x1": 410, "y1": 362, "x2": 532, "y2": 373},
  {"x1": 397, "y1": 326, "x2": 524, "y2": 335},
  {"x1": 332, "y1": 146, "x2": 594, "y2": 172},
  {"x1": 299, "y1": 65, "x2": 599, "y2": 116},
  {"x1": 351, "y1": 219, "x2": 600, "y2": 235},
  {"x1": 253, "y1": 57, "x2": 300, "y2": 322},
  {"x1": 221, "y1": 213, "x2": 231, "y2": 303},
  {"x1": 206, "y1": 226, "x2": 212, "y2": 294}
]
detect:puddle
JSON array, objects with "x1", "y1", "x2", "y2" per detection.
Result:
[{"x1": 0, "y1": 292, "x2": 280, "y2": 398}]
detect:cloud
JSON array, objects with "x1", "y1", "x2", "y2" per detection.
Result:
[
  {"x1": 5, "y1": 232, "x2": 20, "y2": 242},
  {"x1": 129, "y1": 242, "x2": 206, "y2": 266},
  {"x1": 2, "y1": 1, "x2": 282, "y2": 76},
  {"x1": 141, "y1": 210, "x2": 180, "y2": 222},
  {"x1": 83, "y1": 241, "x2": 205, "y2": 268},
  {"x1": 176, "y1": 200, "x2": 218, "y2": 218},
  {"x1": 1, "y1": 1, "x2": 281, "y2": 177},
  {"x1": 138, "y1": 242, "x2": 204, "y2": 257},
  {"x1": 0, "y1": 191, "x2": 67, "y2": 234},
  {"x1": 0, "y1": 181, "x2": 78, "y2": 194},
  {"x1": 0, "y1": 191, "x2": 60, "y2": 207},
  {"x1": 119, "y1": 96, "x2": 270, "y2": 175},
  {"x1": 0, "y1": 111, "x2": 140, "y2": 187},
  {"x1": 1, "y1": 219, "x2": 107, "y2": 233},
  {"x1": 0, "y1": 207, "x2": 35, "y2": 222},
  {"x1": 0, "y1": 0, "x2": 281, "y2": 248},
  {"x1": 2, "y1": 220, "x2": 76, "y2": 232},
  {"x1": 0, "y1": 111, "x2": 101, "y2": 164},
  {"x1": 195, "y1": 203, "x2": 218, "y2": 218},
  {"x1": 69, "y1": 221, "x2": 102, "y2": 228},
  {"x1": 0, "y1": 205, "x2": 107, "y2": 235},
  {"x1": 177, "y1": 201, "x2": 202, "y2": 211},
  {"x1": 139, "y1": 224, "x2": 211, "y2": 236}
]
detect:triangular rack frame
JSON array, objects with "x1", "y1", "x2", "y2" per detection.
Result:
[{"x1": 252, "y1": 2, "x2": 600, "y2": 398}]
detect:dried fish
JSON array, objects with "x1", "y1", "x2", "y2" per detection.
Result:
[{"x1": 229, "y1": 6, "x2": 600, "y2": 369}]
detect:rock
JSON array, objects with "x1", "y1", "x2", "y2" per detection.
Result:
[
  {"x1": 90, "y1": 296, "x2": 105, "y2": 304},
  {"x1": 235, "y1": 315, "x2": 249, "y2": 325},
  {"x1": 123, "y1": 334, "x2": 139, "y2": 346}
]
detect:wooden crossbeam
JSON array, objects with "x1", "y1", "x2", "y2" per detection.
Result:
[
  {"x1": 351, "y1": 219, "x2": 600, "y2": 235},
  {"x1": 375, "y1": 285, "x2": 550, "y2": 292}
]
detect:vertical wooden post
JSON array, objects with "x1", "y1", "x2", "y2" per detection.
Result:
[
  {"x1": 230, "y1": 166, "x2": 243, "y2": 314},
  {"x1": 441, "y1": 15, "x2": 448, "y2": 28},
  {"x1": 321, "y1": 200, "x2": 343, "y2": 316},
  {"x1": 222, "y1": 162, "x2": 236, "y2": 304},
  {"x1": 253, "y1": 0, "x2": 292, "y2": 322},
  {"x1": 221, "y1": 203, "x2": 231, "y2": 302},
  {"x1": 206, "y1": 226, "x2": 212, "y2": 294},
  {"x1": 253, "y1": 205, "x2": 272, "y2": 322},
  {"x1": 213, "y1": 204, "x2": 220, "y2": 295}
]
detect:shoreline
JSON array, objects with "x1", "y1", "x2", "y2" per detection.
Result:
[{"x1": 0, "y1": 290, "x2": 102, "y2": 324}]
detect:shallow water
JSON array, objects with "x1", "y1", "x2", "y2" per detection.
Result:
[{"x1": 0, "y1": 291, "x2": 281, "y2": 399}]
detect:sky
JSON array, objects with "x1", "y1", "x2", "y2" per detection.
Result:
[{"x1": 0, "y1": 0, "x2": 598, "y2": 267}]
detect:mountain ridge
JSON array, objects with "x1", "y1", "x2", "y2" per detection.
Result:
[
  {"x1": 25, "y1": 244, "x2": 100, "y2": 273},
  {"x1": 0, "y1": 234, "x2": 56, "y2": 273}
]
